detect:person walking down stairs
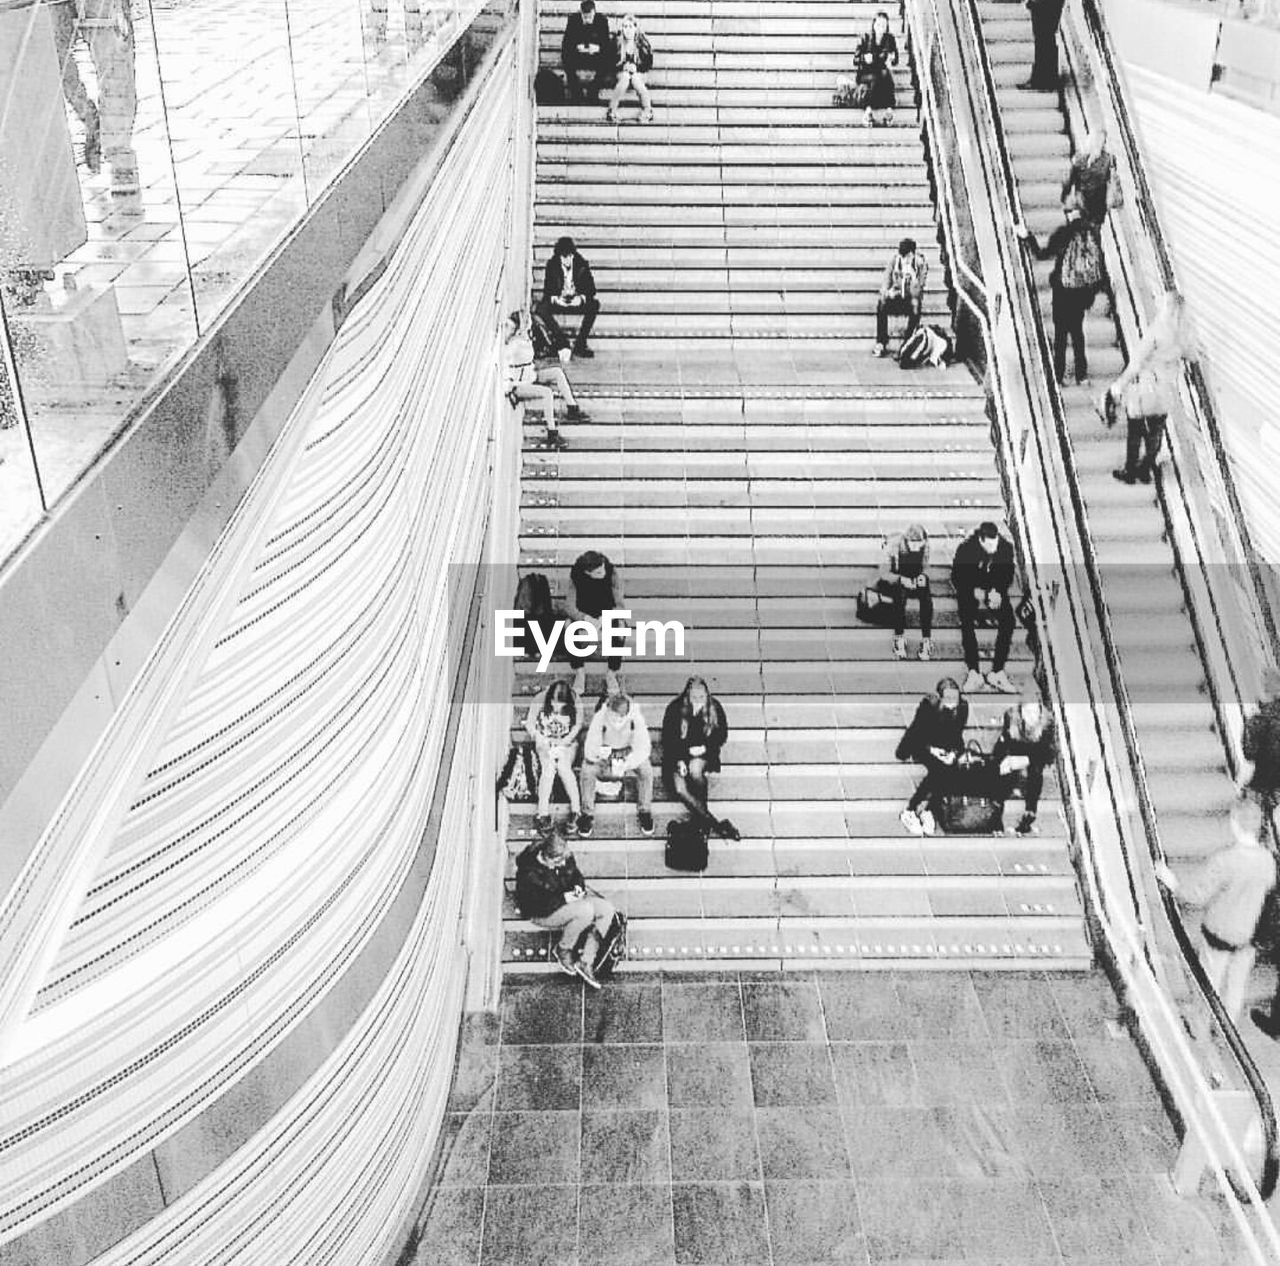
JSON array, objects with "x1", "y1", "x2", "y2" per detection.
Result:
[
  {"x1": 951, "y1": 522, "x2": 1019, "y2": 695},
  {"x1": 604, "y1": 13, "x2": 654, "y2": 123},
  {"x1": 873, "y1": 238, "x2": 928, "y2": 359},
  {"x1": 882, "y1": 524, "x2": 934, "y2": 662}
]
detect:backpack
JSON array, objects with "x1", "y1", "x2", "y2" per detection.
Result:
[
  {"x1": 1058, "y1": 222, "x2": 1102, "y2": 291},
  {"x1": 535, "y1": 67, "x2": 566, "y2": 105},
  {"x1": 498, "y1": 742, "x2": 538, "y2": 801},
  {"x1": 528, "y1": 309, "x2": 561, "y2": 359},
  {"x1": 665, "y1": 818, "x2": 709, "y2": 872},
  {"x1": 833, "y1": 80, "x2": 870, "y2": 108},
  {"x1": 897, "y1": 324, "x2": 953, "y2": 369}
]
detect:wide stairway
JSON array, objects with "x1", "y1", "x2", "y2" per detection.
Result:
[
  {"x1": 972, "y1": 2, "x2": 1236, "y2": 873},
  {"x1": 503, "y1": 0, "x2": 1090, "y2": 971}
]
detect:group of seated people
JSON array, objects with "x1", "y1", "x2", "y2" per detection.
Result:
[{"x1": 561, "y1": 0, "x2": 655, "y2": 121}]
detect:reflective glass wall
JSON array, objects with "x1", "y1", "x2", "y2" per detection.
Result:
[{"x1": 0, "y1": 0, "x2": 480, "y2": 562}]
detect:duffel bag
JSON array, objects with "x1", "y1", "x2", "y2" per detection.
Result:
[{"x1": 856, "y1": 578, "x2": 899, "y2": 626}]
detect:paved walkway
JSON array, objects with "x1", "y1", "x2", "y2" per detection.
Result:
[{"x1": 410, "y1": 971, "x2": 1238, "y2": 1265}]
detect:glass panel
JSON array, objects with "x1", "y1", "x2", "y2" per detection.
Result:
[{"x1": 0, "y1": 309, "x2": 47, "y2": 558}]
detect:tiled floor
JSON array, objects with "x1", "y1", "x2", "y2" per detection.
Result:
[{"x1": 409, "y1": 971, "x2": 1239, "y2": 1265}]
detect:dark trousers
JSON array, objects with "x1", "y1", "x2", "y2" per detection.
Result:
[
  {"x1": 908, "y1": 755, "x2": 953, "y2": 813},
  {"x1": 876, "y1": 295, "x2": 922, "y2": 345},
  {"x1": 1029, "y1": 0, "x2": 1065, "y2": 86},
  {"x1": 537, "y1": 296, "x2": 600, "y2": 350},
  {"x1": 668, "y1": 758, "x2": 718, "y2": 830},
  {"x1": 1122, "y1": 413, "x2": 1167, "y2": 477},
  {"x1": 1051, "y1": 284, "x2": 1091, "y2": 382},
  {"x1": 570, "y1": 653, "x2": 622, "y2": 672},
  {"x1": 957, "y1": 589, "x2": 1016, "y2": 672},
  {"x1": 564, "y1": 55, "x2": 610, "y2": 100},
  {"x1": 1001, "y1": 761, "x2": 1047, "y2": 815},
  {"x1": 891, "y1": 577, "x2": 933, "y2": 637}
]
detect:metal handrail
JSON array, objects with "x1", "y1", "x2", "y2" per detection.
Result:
[{"x1": 954, "y1": 0, "x2": 1279, "y2": 1201}]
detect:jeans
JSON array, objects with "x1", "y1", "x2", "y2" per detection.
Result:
[
  {"x1": 535, "y1": 894, "x2": 617, "y2": 953},
  {"x1": 1122, "y1": 413, "x2": 1166, "y2": 477},
  {"x1": 580, "y1": 758, "x2": 653, "y2": 813},
  {"x1": 907, "y1": 754, "x2": 954, "y2": 813},
  {"x1": 876, "y1": 294, "x2": 921, "y2": 345},
  {"x1": 536, "y1": 744, "x2": 580, "y2": 815},
  {"x1": 890, "y1": 577, "x2": 933, "y2": 637},
  {"x1": 564, "y1": 55, "x2": 611, "y2": 100},
  {"x1": 1051, "y1": 284, "x2": 1092, "y2": 382},
  {"x1": 956, "y1": 589, "x2": 1016, "y2": 673},
  {"x1": 537, "y1": 296, "x2": 600, "y2": 350}
]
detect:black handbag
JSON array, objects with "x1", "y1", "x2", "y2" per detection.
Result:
[
  {"x1": 857, "y1": 578, "x2": 899, "y2": 626},
  {"x1": 937, "y1": 742, "x2": 1004, "y2": 834},
  {"x1": 665, "y1": 819, "x2": 709, "y2": 872}
]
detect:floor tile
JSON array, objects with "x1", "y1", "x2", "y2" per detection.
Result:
[
  {"x1": 830, "y1": 1042, "x2": 919, "y2": 1108},
  {"x1": 447, "y1": 1044, "x2": 498, "y2": 1114},
  {"x1": 496, "y1": 1045, "x2": 582, "y2": 1112},
  {"x1": 582, "y1": 1045, "x2": 667, "y2": 1110},
  {"x1": 894, "y1": 974, "x2": 990, "y2": 1040},
  {"x1": 502, "y1": 980, "x2": 583, "y2": 1044},
  {"x1": 1038, "y1": 1176, "x2": 1158, "y2": 1260},
  {"x1": 581, "y1": 1110, "x2": 670, "y2": 1184},
  {"x1": 971, "y1": 974, "x2": 1070, "y2": 1041},
  {"x1": 662, "y1": 982, "x2": 745, "y2": 1043},
  {"x1": 843, "y1": 1105, "x2": 1027, "y2": 1181},
  {"x1": 1048, "y1": 972, "x2": 1125, "y2": 1041},
  {"x1": 579, "y1": 1185, "x2": 676, "y2": 1266},
  {"x1": 1006, "y1": 1103, "x2": 1132, "y2": 1179},
  {"x1": 481, "y1": 1185, "x2": 578, "y2": 1265},
  {"x1": 487, "y1": 1111, "x2": 579, "y2": 1186},
  {"x1": 909, "y1": 1041, "x2": 1006, "y2": 1106},
  {"x1": 818, "y1": 977, "x2": 911, "y2": 1042},
  {"x1": 857, "y1": 1178, "x2": 963, "y2": 1262},
  {"x1": 411, "y1": 1187, "x2": 484, "y2": 1266},
  {"x1": 1072, "y1": 1037, "x2": 1164, "y2": 1106},
  {"x1": 764, "y1": 1180, "x2": 866, "y2": 1263},
  {"x1": 671, "y1": 1182, "x2": 771, "y2": 1265},
  {"x1": 585, "y1": 984, "x2": 664, "y2": 1043},
  {"x1": 755, "y1": 1106, "x2": 850, "y2": 1179},
  {"x1": 435, "y1": 1112, "x2": 492, "y2": 1187},
  {"x1": 951, "y1": 1179, "x2": 1057, "y2": 1262},
  {"x1": 742, "y1": 980, "x2": 826, "y2": 1040},
  {"x1": 1125, "y1": 1174, "x2": 1236, "y2": 1266},
  {"x1": 748, "y1": 1041, "x2": 838, "y2": 1107},
  {"x1": 993, "y1": 1039, "x2": 1095, "y2": 1104},
  {"x1": 669, "y1": 1109, "x2": 761, "y2": 1181},
  {"x1": 666, "y1": 1042, "x2": 754, "y2": 1110}
]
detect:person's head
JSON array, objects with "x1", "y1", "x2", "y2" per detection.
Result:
[
  {"x1": 898, "y1": 237, "x2": 916, "y2": 259},
  {"x1": 621, "y1": 12, "x2": 639, "y2": 36},
  {"x1": 1230, "y1": 797, "x2": 1266, "y2": 848},
  {"x1": 872, "y1": 9, "x2": 890, "y2": 36},
  {"x1": 579, "y1": 0, "x2": 595, "y2": 14},
  {"x1": 575, "y1": 549, "x2": 611, "y2": 581},
  {"x1": 543, "y1": 679, "x2": 577, "y2": 721},
  {"x1": 903, "y1": 523, "x2": 927, "y2": 552},
  {"x1": 937, "y1": 677, "x2": 961, "y2": 710},
  {"x1": 608, "y1": 691, "x2": 632, "y2": 717},
  {"x1": 555, "y1": 235, "x2": 576, "y2": 262},
  {"x1": 682, "y1": 675, "x2": 710, "y2": 714},
  {"x1": 977, "y1": 522, "x2": 1001, "y2": 555},
  {"x1": 540, "y1": 831, "x2": 571, "y2": 864}
]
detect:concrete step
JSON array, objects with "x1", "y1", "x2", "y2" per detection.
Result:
[
  {"x1": 535, "y1": 182, "x2": 934, "y2": 205},
  {"x1": 537, "y1": 105, "x2": 922, "y2": 126},
  {"x1": 536, "y1": 163, "x2": 932, "y2": 186}
]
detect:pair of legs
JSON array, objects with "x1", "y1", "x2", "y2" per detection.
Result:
[
  {"x1": 1026, "y1": 0, "x2": 1065, "y2": 87},
  {"x1": 510, "y1": 382, "x2": 565, "y2": 446},
  {"x1": 1116, "y1": 413, "x2": 1166, "y2": 482},
  {"x1": 537, "y1": 296, "x2": 600, "y2": 354},
  {"x1": 534, "y1": 893, "x2": 617, "y2": 966},
  {"x1": 606, "y1": 70, "x2": 652, "y2": 118},
  {"x1": 906, "y1": 755, "x2": 953, "y2": 818},
  {"x1": 570, "y1": 654, "x2": 622, "y2": 699},
  {"x1": 565, "y1": 58, "x2": 611, "y2": 102},
  {"x1": 891, "y1": 578, "x2": 933, "y2": 638},
  {"x1": 956, "y1": 590, "x2": 1016, "y2": 676},
  {"x1": 1198, "y1": 931, "x2": 1256, "y2": 1027},
  {"x1": 536, "y1": 745, "x2": 581, "y2": 816},
  {"x1": 668, "y1": 757, "x2": 718, "y2": 831},
  {"x1": 580, "y1": 758, "x2": 654, "y2": 814},
  {"x1": 875, "y1": 295, "x2": 921, "y2": 350},
  {"x1": 1051, "y1": 284, "x2": 1092, "y2": 384}
]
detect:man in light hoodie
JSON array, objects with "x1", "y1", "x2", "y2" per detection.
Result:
[{"x1": 578, "y1": 691, "x2": 654, "y2": 838}]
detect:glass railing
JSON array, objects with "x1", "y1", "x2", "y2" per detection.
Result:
[{"x1": 0, "y1": 0, "x2": 491, "y2": 565}]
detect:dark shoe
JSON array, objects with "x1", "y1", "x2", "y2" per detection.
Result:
[
  {"x1": 716, "y1": 818, "x2": 741, "y2": 841},
  {"x1": 554, "y1": 946, "x2": 577, "y2": 976},
  {"x1": 574, "y1": 956, "x2": 602, "y2": 989},
  {"x1": 638, "y1": 809, "x2": 655, "y2": 836},
  {"x1": 573, "y1": 344, "x2": 595, "y2": 359},
  {"x1": 1251, "y1": 1007, "x2": 1280, "y2": 1039},
  {"x1": 1136, "y1": 466, "x2": 1153, "y2": 484},
  {"x1": 532, "y1": 812, "x2": 552, "y2": 835},
  {"x1": 1112, "y1": 468, "x2": 1137, "y2": 485},
  {"x1": 576, "y1": 813, "x2": 594, "y2": 838},
  {"x1": 566, "y1": 404, "x2": 590, "y2": 422},
  {"x1": 546, "y1": 430, "x2": 569, "y2": 449},
  {"x1": 1018, "y1": 78, "x2": 1055, "y2": 91},
  {"x1": 1015, "y1": 813, "x2": 1037, "y2": 837}
]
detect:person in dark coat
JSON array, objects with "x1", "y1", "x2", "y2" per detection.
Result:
[
  {"x1": 561, "y1": 0, "x2": 612, "y2": 102},
  {"x1": 854, "y1": 11, "x2": 898, "y2": 126},
  {"x1": 662, "y1": 676, "x2": 738, "y2": 840},
  {"x1": 1241, "y1": 665, "x2": 1280, "y2": 842},
  {"x1": 1022, "y1": 0, "x2": 1065, "y2": 91},
  {"x1": 897, "y1": 678, "x2": 969, "y2": 836},
  {"x1": 568, "y1": 549, "x2": 625, "y2": 694},
  {"x1": 1061, "y1": 129, "x2": 1121, "y2": 227},
  {"x1": 537, "y1": 236, "x2": 600, "y2": 359},
  {"x1": 993, "y1": 700, "x2": 1057, "y2": 836},
  {"x1": 951, "y1": 522, "x2": 1019, "y2": 695},
  {"x1": 514, "y1": 832, "x2": 616, "y2": 987}
]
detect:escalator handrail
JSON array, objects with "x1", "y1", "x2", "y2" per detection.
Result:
[
  {"x1": 953, "y1": 0, "x2": 1280, "y2": 1202},
  {"x1": 1075, "y1": 0, "x2": 1280, "y2": 660}
]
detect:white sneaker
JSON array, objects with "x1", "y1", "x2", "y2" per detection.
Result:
[
  {"x1": 918, "y1": 807, "x2": 938, "y2": 836},
  {"x1": 900, "y1": 807, "x2": 925, "y2": 836},
  {"x1": 893, "y1": 635, "x2": 907, "y2": 660},
  {"x1": 986, "y1": 670, "x2": 1018, "y2": 694},
  {"x1": 962, "y1": 669, "x2": 986, "y2": 694},
  {"x1": 558, "y1": 347, "x2": 572, "y2": 365},
  {"x1": 605, "y1": 669, "x2": 621, "y2": 697},
  {"x1": 918, "y1": 638, "x2": 933, "y2": 662}
]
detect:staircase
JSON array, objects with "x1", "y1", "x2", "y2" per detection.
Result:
[
  {"x1": 503, "y1": 0, "x2": 1090, "y2": 971},
  {"x1": 970, "y1": 3, "x2": 1236, "y2": 862}
]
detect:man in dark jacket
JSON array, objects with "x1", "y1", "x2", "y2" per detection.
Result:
[
  {"x1": 1022, "y1": 0, "x2": 1065, "y2": 91},
  {"x1": 951, "y1": 522, "x2": 1018, "y2": 695},
  {"x1": 561, "y1": 0, "x2": 611, "y2": 102},
  {"x1": 514, "y1": 832, "x2": 615, "y2": 987},
  {"x1": 537, "y1": 236, "x2": 601, "y2": 359},
  {"x1": 1241, "y1": 665, "x2": 1280, "y2": 842},
  {"x1": 896, "y1": 677, "x2": 969, "y2": 836}
]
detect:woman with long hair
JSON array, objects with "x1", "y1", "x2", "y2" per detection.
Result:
[
  {"x1": 524, "y1": 677, "x2": 583, "y2": 833},
  {"x1": 662, "y1": 676, "x2": 738, "y2": 840},
  {"x1": 855, "y1": 10, "x2": 898, "y2": 126},
  {"x1": 605, "y1": 13, "x2": 654, "y2": 123}
]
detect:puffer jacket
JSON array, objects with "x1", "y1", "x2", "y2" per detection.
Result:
[{"x1": 515, "y1": 841, "x2": 588, "y2": 919}]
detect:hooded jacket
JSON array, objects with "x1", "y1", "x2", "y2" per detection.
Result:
[
  {"x1": 951, "y1": 531, "x2": 1015, "y2": 599},
  {"x1": 661, "y1": 695, "x2": 729, "y2": 779},
  {"x1": 584, "y1": 697, "x2": 652, "y2": 770},
  {"x1": 515, "y1": 841, "x2": 589, "y2": 919}
]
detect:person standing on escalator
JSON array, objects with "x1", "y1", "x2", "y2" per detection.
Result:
[{"x1": 1021, "y1": 0, "x2": 1065, "y2": 92}]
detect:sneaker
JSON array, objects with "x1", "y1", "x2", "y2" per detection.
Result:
[
  {"x1": 962, "y1": 669, "x2": 986, "y2": 694},
  {"x1": 716, "y1": 818, "x2": 741, "y2": 841},
  {"x1": 884, "y1": 108, "x2": 894, "y2": 125},
  {"x1": 605, "y1": 108, "x2": 617, "y2": 122},
  {"x1": 572, "y1": 668, "x2": 586, "y2": 696},
  {"x1": 638, "y1": 809, "x2": 655, "y2": 837},
  {"x1": 566, "y1": 404, "x2": 590, "y2": 422},
  {"x1": 918, "y1": 807, "x2": 938, "y2": 836},
  {"x1": 573, "y1": 344, "x2": 595, "y2": 359},
  {"x1": 558, "y1": 346, "x2": 572, "y2": 365},
  {"x1": 986, "y1": 669, "x2": 1018, "y2": 694},
  {"x1": 565, "y1": 814, "x2": 579, "y2": 836},
  {"x1": 640, "y1": 109, "x2": 654, "y2": 123},
  {"x1": 918, "y1": 638, "x2": 934, "y2": 662},
  {"x1": 577, "y1": 813, "x2": 594, "y2": 838},
  {"x1": 1015, "y1": 812, "x2": 1037, "y2": 837},
  {"x1": 872, "y1": 342, "x2": 889, "y2": 358},
  {"x1": 863, "y1": 107, "x2": 873, "y2": 126},
  {"x1": 605, "y1": 669, "x2": 621, "y2": 697},
  {"x1": 546, "y1": 430, "x2": 569, "y2": 450},
  {"x1": 1136, "y1": 466, "x2": 1154, "y2": 484},
  {"x1": 900, "y1": 807, "x2": 925, "y2": 836},
  {"x1": 893, "y1": 635, "x2": 908, "y2": 660},
  {"x1": 574, "y1": 956, "x2": 602, "y2": 989},
  {"x1": 532, "y1": 812, "x2": 552, "y2": 835},
  {"x1": 1112, "y1": 468, "x2": 1137, "y2": 485},
  {"x1": 554, "y1": 946, "x2": 577, "y2": 976}
]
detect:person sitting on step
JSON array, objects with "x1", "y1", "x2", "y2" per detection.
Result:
[
  {"x1": 951, "y1": 521, "x2": 1018, "y2": 695},
  {"x1": 514, "y1": 831, "x2": 616, "y2": 988},
  {"x1": 854, "y1": 10, "x2": 898, "y2": 127},
  {"x1": 578, "y1": 690, "x2": 654, "y2": 839},
  {"x1": 662, "y1": 676, "x2": 739, "y2": 841},
  {"x1": 881, "y1": 523, "x2": 934, "y2": 662},
  {"x1": 896, "y1": 677, "x2": 969, "y2": 836},
  {"x1": 562, "y1": 0, "x2": 612, "y2": 103},
  {"x1": 873, "y1": 238, "x2": 928, "y2": 358},
  {"x1": 503, "y1": 310, "x2": 589, "y2": 449},
  {"x1": 538, "y1": 237, "x2": 601, "y2": 360},
  {"x1": 604, "y1": 13, "x2": 654, "y2": 123},
  {"x1": 525, "y1": 678, "x2": 584, "y2": 836},
  {"x1": 568, "y1": 549, "x2": 625, "y2": 697},
  {"x1": 993, "y1": 699, "x2": 1057, "y2": 836}
]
